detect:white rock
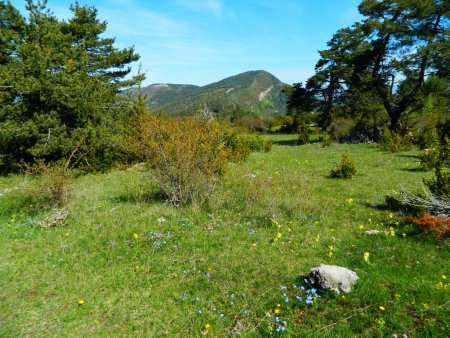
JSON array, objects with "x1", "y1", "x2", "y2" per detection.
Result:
[{"x1": 309, "y1": 264, "x2": 358, "y2": 294}]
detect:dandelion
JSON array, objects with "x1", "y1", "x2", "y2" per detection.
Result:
[
  {"x1": 363, "y1": 252, "x2": 370, "y2": 262},
  {"x1": 359, "y1": 224, "x2": 364, "y2": 230},
  {"x1": 78, "y1": 299, "x2": 85, "y2": 305},
  {"x1": 442, "y1": 275, "x2": 447, "y2": 280},
  {"x1": 379, "y1": 305, "x2": 385, "y2": 311},
  {"x1": 204, "y1": 323, "x2": 211, "y2": 330},
  {"x1": 133, "y1": 233, "x2": 138, "y2": 239}
]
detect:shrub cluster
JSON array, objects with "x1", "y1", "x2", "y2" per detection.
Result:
[
  {"x1": 330, "y1": 153, "x2": 357, "y2": 179},
  {"x1": 379, "y1": 127, "x2": 412, "y2": 152}
]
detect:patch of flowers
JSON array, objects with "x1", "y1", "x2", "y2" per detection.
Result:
[{"x1": 147, "y1": 230, "x2": 175, "y2": 248}]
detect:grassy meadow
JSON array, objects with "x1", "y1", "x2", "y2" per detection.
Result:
[{"x1": 0, "y1": 134, "x2": 448, "y2": 337}]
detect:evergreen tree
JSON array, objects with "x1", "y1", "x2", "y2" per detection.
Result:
[{"x1": 0, "y1": 0, "x2": 144, "y2": 173}]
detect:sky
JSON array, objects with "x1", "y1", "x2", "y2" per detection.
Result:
[{"x1": 10, "y1": 0, "x2": 363, "y2": 86}]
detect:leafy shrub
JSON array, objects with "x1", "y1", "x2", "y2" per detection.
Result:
[
  {"x1": 24, "y1": 160, "x2": 72, "y2": 209},
  {"x1": 423, "y1": 137, "x2": 450, "y2": 198},
  {"x1": 126, "y1": 115, "x2": 229, "y2": 206},
  {"x1": 379, "y1": 127, "x2": 412, "y2": 152},
  {"x1": 406, "y1": 214, "x2": 450, "y2": 239},
  {"x1": 329, "y1": 117, "x2": 355, "y2": 142},
  {"x1": 224, "y1": 132, "x2": 272, "y2": 163},
  {"x1": 420, "y1": 148, "x2": 439, "y2": 171},
  {"x1": 330, "y1": 153, "x2": 357, "y2": 179}
]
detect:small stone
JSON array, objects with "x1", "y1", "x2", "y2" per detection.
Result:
[
  {"x1": 364, "y1": 230, "x2": 381, "y2": 236},
  {"x1": 309, "y1": 264, "x2": 358, "y2": 294}
]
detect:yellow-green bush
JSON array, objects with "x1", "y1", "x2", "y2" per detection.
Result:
[
  {"x1": 224, "y1": 132, "x2": 272, "y2": 163},
  {"x1": 330, "y1": 153, "x2": 357, "y2": 179},
  {"x1": 126, "y1": 115, "x2": 229, "y2": 205}
]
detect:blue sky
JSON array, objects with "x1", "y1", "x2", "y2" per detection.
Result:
[{"x1": 10, "y1": 0, "x2": 363, "y2": 86}]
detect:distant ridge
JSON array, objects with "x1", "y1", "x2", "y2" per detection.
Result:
[{"x1": 136, "y1": 70, "x2": 287, "y2": 118}]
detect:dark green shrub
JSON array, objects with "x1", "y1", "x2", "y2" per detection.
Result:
[
  {"x1": 297, "y1": 119, "x2": 310, "y2": 145},
  {"x1": 330, "y1": 153, "x2": 357, "y2": 179},
  {"x1": 423, "y1": 137, "x2": 450, "y2": 198}
]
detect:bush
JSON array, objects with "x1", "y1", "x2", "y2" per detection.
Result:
[
  {"x1": 420, "y1": 148, "x2": 439, "y2": 171},
  {"x1": 329, "y1": 117, "x2": 355, "y2": 142},
  {"x1": 24, "y1": 160, "x2": 72, "y2": 209},
  {"x1": 126, "y1": 115, "x2": 229, "y2": 206},
  {"x1": 423, "y1": 137, "x2": 450, "y2": 198},
  {"x1": 297, "y1": 119, "x2": 310, "y2": 145},
  {"x1": 379, "y1": 127, "x2": 412, "y2": 152},
  {"x1": 406, "y1": 214, "x2": 450, "y2": 239},
  {"x1": 330, "y1": 153, "x2": 357, "y2": 179},
  {"x1": 224, "y1": 132, "x2": 272, "y2": 163}
]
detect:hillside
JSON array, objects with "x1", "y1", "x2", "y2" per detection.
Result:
[{"x1": 138, "y1": 70, "x2": 287, "y2": 118}]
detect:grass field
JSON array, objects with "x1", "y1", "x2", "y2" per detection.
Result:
[{"x1": 0, "y1": 135, "x2": 448, "y2": 337}]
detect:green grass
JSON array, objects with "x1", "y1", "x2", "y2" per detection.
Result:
[{"x1": 1, "y1": 135, "x2": 448, "y2": 337}]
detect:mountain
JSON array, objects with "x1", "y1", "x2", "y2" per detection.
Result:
[{"x1": 137, "y1": 70, "x2": 287, "y2": 118}]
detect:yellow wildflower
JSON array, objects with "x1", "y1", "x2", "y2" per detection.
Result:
[
  {"x1": 363, "y1": 252, "x2": 370, "y2": 262},
  {"x1": 442, "y1": 275, "x2": 447, "y2": 280},
  {"x1": 204, "y1": 323, "x2": 211, "y2": 330},
  {"x1": 274, "y1": 308, "x2": 281, "y2": 314},
  {"x1": 359, "y1": 225, "x2": 364, "y2": 230},
  {"x1": 78, "y1": 299, "x2": 85, "y2": 305},
  {"x1": 133, "y1": 233, "x2": 138, "y2": 239},
  {"x1": 379, "y1": 305, "x2": 385, "y2": 311}
]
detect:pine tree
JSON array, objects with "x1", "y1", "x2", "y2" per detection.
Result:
[{"x1": 0, "y1": 0, "x2": 144, "y2": 173}]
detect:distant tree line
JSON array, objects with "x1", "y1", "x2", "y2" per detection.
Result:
[{"x1": 0, "y1": 0, "x2": 143, "y2": 174}]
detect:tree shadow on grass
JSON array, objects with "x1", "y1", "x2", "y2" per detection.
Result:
[
  {"x1": 397, "y1": 154, "x2": 421, "y2": 159},
  {"x1": 111, "y1": 190, "x2": 167, "y2": 205},
  {"x1": 400, "y1": 167, "x2": 425, "y2": 172},
  {"x1": 272, "y1": 139, "x2": 299, "y2": 146}
]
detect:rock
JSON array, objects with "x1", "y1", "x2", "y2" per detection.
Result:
[
  {"x1": 365, "y1": 230, "x2": 381, "y2": 236},
  {"x1": 309, "y1": 264, "x2": 358, "y2": 294}
]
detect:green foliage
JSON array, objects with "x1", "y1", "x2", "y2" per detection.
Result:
[
  {"x1": 423, "y1": 137, "x2": 450, "y2": 198},
  {"x1": 224, "y1": 132, "x2": 272, "y2": 163},
  {"x1": 0, "y1": 1, "x2": 143, "y2": 174},
  {"x1": 297, "y1": 118, "x2": 310, "y2": 145},
  {"x1": 329, "y1": 117, "x2": 355, "y2": 142},
  {"x1": 307, "y1": 0, "x2": 449, "y2": 134},
  {"x1": 126, "y1": 115, "x2": 229, "y2": 205},
  {"x1": 420, "y1": 148, "x2": 439, "y2": 171},
  {"x1": 330, "y1": 153, "x2": 357, "y2": 179},
  {"x1": 379, "y1": 127, "x2": 412, "y2": 153}
]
